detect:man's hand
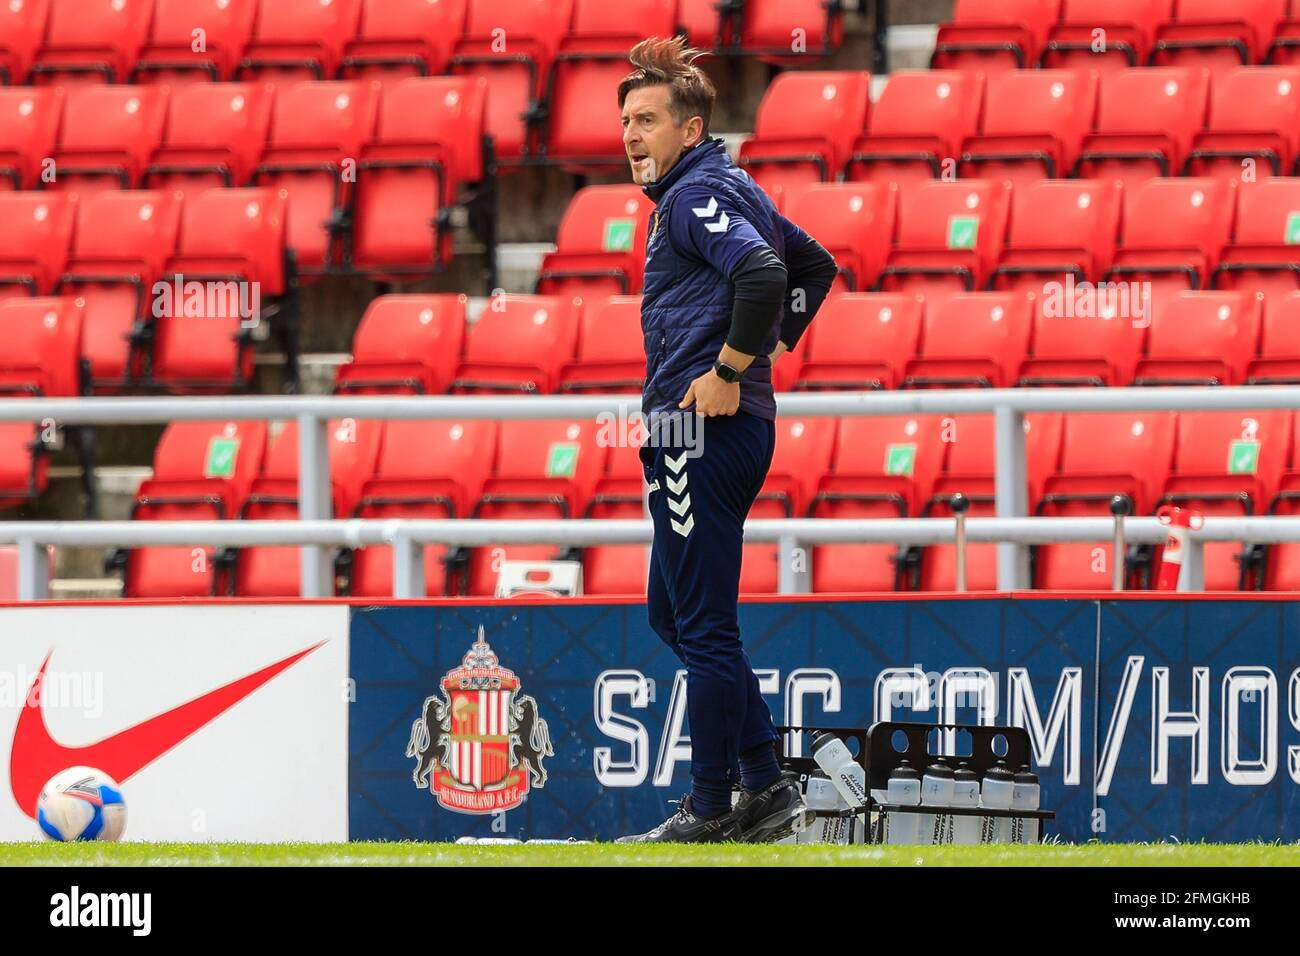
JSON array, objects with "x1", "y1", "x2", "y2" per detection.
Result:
[
  {"x1": 679, "y1": 369, "x2": 740, "y2": 416},
  {"x1": 770, "y1": 341, "x2": 788, "y2": 364}
]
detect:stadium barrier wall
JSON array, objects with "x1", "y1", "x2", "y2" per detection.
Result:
[
  {"x1": 0, "y1": 596, "x2": 1293, "y2": 845},
  {"x1": 0, "y1": 604, "x2": 350, "y2": 842},
  {"x1": 350, "y1": 594, "x2": 1300, "y2": 844}
]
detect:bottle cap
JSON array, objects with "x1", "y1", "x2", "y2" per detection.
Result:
[
  {"x1": 810, "y1": 731, "x2": 842, "y2": 756},
  {"x1": 889, "y1": 759, "x2": 919, "y2": 781},
  {"x1": 954, "y1": 762, "x2": 979, "y2": 782},
  {"x1": 924, "y1": 761, "x2": 954, "y2": 779},
  {"x1": 1014, "y1": 765, "x2": 1038, "y2": 784},
  {"x1": 983, "y1": 761, "x2": 1014, "y2": 782}
]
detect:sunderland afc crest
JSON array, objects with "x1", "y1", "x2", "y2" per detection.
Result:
[{"x1": 406, "y1": 627, "x2": 553, "y2": 814}]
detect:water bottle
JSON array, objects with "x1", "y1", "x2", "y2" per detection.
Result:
[
  {"x1": 919, "y1": 759, "x2": 956, "y2": 845},
  {"x1": 950, "y1": 762, "x2": 982, "y2": 845},
  {"x1": 1012, "y1": 765, "x2": 1041, "y2": 844},
  {"x1": 884, "y1": 760, "x2": 922, "y2": 844},
  {"x1": 811, "y1": 732, "x2": 868, "y2": 810},
  {"x1": 979, "y1": 761, "x2": 1016, "y2": 843},
  {"x1": 799, "y1": 773, "x2": 845, "y2": 845}
]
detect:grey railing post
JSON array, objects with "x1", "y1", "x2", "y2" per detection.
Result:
[
  {"x1": 297, "y1": 414, "x2": 334, "y2": 597},
  {"x1": 391, "y1": 531, "x2": 426, "y2": 599},
  {"x1": 17, "y1": 538, "x2": 49, "y2": 600},
  {"x1": 1110, "y1": 495, "x2": 1130, "y2": 591},
  {"x1": 951, "y1": 493, "x2": 970, "y2": 593},
  {"x1": 993, "y1": 405, "x2": 1030, "y2": 589},
  {"x1": 1178, "y1": 536, "x2": 1205, "y2": 592},
  {"x1": 777, "y1": 533, "x2": 809, "y2": 594}
]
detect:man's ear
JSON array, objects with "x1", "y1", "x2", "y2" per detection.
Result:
[{"x1": 684, "y1": 116, "x2": 705, "y2": 149}]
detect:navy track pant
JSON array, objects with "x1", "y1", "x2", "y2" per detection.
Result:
[{"x1": 641, "y1": 411, "x2": 779, "y2": 789}]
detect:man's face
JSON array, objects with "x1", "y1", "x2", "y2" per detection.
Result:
[{"x1": 621, "y1": 85, "x2": 700, "y2": 185}]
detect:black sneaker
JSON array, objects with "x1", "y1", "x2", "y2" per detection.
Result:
[
  {"x1": 615, "y1": 795, "x2": 741, "y2": 844},
  {"x1": 733, "y1": 772, "x2": 816, "y2": 843}
]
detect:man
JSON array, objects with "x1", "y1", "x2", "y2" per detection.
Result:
[{"x1": 614, "y1": 37, "x2": 837, "y2": 843}]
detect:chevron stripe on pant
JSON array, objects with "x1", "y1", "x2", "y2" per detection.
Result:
[{"x1": 642, "y1": 411, "x2": 779, "y2": 792}]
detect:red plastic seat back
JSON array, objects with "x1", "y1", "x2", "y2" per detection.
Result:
[
  {"x1": 0, "y1": 87, "x2": 63, "y2": 189},
  {"x1": 783, "y1": 182, "x2": 899, "y2": 292},
  {"x1": 148, "y1": 83, "x2": 276, "y2": 190},
  {"x1": 32, "y1": 0, "x2": 153, "y2": 84},
  {"x1": 0, "y1": 297, "x2": 83, "y2": 397},
  {"x1": 138, "y1": 0, "x2": 260, "y2": 82},
  {"x1": 0, "y1": 191, "x2": 76, "y2": 295}
]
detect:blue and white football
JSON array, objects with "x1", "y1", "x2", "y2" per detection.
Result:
[{"x1": 37, "y1": 767, "x2": 127, "y2": 842}]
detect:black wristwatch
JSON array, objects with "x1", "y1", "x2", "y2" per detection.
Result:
[{"x1": 713, "y1": 361, "x2": 742, "y2": 384}]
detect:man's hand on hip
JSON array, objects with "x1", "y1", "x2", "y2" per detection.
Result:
[{"x1": 680, "y1": 369, "x2": 740, "y2": 416}]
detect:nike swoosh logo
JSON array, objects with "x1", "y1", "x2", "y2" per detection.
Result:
[{"x1": 10, "y1": 642, "x2": 325, "y2": 817}]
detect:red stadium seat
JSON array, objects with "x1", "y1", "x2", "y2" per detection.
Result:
[
  {"x1": 348, "y1": 419, "x2": 497, "y2": 597},
  {"x1": 919, "y1": 413, "x2": 1064, "y2": 591},
  {"x1": 145, "y1": 83, "x2": 276, "y2": 192},
  {"x1": 879, "y1": 180, "x2": 1012, "y2": 295},
  {"x1": 1159, "y1": 410, "x2": 1293, "y2": 588},
  {"x1": 0, "y1": 86, "x2": 62, "y2": 191},
  {"x1": 1034, "y1": 412, "x2": 1176, "y2": 589},
  {"x1": 678, "y1": 0, "x2": 728, "y2": 50},
  {"x1": 738, "y1": 0, "x2": 845, "y2": 60},
  {"x1": 467, "y1": 418, "x2": 608, "y2": 595},
  {"x1": 341, "y1": 0, "x2": 470, "y2": 82},
  {"x1": 932, "y1": 0, "x2": 1062, "y2": 71},
  {"x1": 334, "y1": 294, "x2": 468, "y2": 395},
  {"x1": 1017, "y1": 290, "x2": 1148, "y2": 387},
  {"x1": 237, "y1": 0, "x2": 363, "y2": 82},
  {"x1": 232, "y1": 417, "x2": 384, "y2": 597},
  {"x1": 543, "y1": 0, "x2": 677, "y2": 168},
  {"x1": 1246, "y1": 292, "x2": 1300, "y2": 383},
  {"x1": 535, "y1": 185, "x2": 654, "y2": 299},
  {"x1": 1184, "y1": 67, "x2": 1300, "y2": 178},
  {"x1": 810, "y1": 415, "x2": 947, "y2": 592},
  {"x1": 1271, "y1": 4, "x2": 1300, "y2": 64},
  {"x1": 741, "y1": 416, "x2": 839, "y2": 594},
  {"x1": 135, "y1": 0, "x2": 259, "y2": 83},
  {"x1": 1217, "y1": 179, "x2": 1300, "y2": 300},
  {"x1": 122, "y1": 419, "x2": 269, "y2": 598},
  {"x1": 959, "y1": 70, "x2": 1099, "y2": 188},
  {"x1": 582, "y1": 439, "x2": 647, "y2": 596},
  {"x1": 452, "y1": 294, "x2": 581, "y2": 394},
  {"x1": 1152, "y1": 0, "x2": 1287, "y2": 77},
  {"x1": 0, "y1": 0, "x2": 50, "y2": 84},
  {"x1": 738, "y1": 71, "x2": 872, "y2": 197},
  {"x1": 1075, "y1": 68, "x2": 1209, "y2": 190},
  {"x1": 58, "y1": 189, "x2": 183, "y2": 390},
  {"x1": 351, "y1": 76, "x2": 489, "y2": 277},
  {"x1": 450, "y1": 0, "x2": 574, "y2": 162},
  {"x1": 1264, "y1": 416, "x2": 1300, "y2": 589},
  {"x1": 150, "y1": 188, "x2": 287, "y2": 391},
  {"x1": 47, "y1": 85, "x2": 169, "y2": 194},
  {"x1": 783, "y1": 182, "x2": 899, "y2": 293},
  {"x1": 0, "y1": 192, "x2": 76, "y2": 297},
  {"x1": 1133, "y1": 290, "x2": 1263, "y2": 386},
  {"x1": 903, "y1": 291, "x2": 1034, "y2": 389},
  {"x1": 844, "y1": 71, "x2": 984, "y2": 188},
  {"x1": 1107, "y1": 177, "x2": 1236, "y2": 296},
  {"x1": 993, "y1": 179, "x2": 1123, "y2": 291},
  {"x1": 558, "y1": 295, "x2": 644, "y2": 393},
  {"x1": 0, "y1": 394, "x2": 50, "y2": 508},
  {"x1": 0, "y1": 296, "x2": 83, "y2": 399},
  {"x1": 252, "y1": 80, "x2": 381, "y2": 275},
  {"x1": 795, "y1": 292, "x2": 924, "y2": 391},
  {"x1": 1042, "y1": 0, "x2": 1174, "y2": 71},
  {"x1": 30, "y1": 0, "x2": 153, "y2": 85}
]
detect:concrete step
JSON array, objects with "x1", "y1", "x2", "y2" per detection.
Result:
[{"x1": 50, "y1": 578, "x2": 123, "y2": 600}]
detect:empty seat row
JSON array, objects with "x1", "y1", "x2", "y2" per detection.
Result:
[
  {"x1": 931, "y1": 0, "x2": 1300, "y2": 76},
  {"x1": 780, "y1": 177, "x2": 1300, "y2": 305},
  {"x1": 0, "y1": 188, "x2": 294, "y2": 393},
  {"x1": 0, "y1": 0, "x2": 840, "y2": 169},
  {"x1": 110, "y1": 410, "x2": 1300, "y2": 598},
  {"x1": 743, "y1": 66, "x2": 1300, "y2": 198},
  {"x1": 0, "y1": 78, "x2": 490, "y2": 277}
]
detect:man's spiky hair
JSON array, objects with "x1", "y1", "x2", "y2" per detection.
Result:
[{"x1": 618, "y1": 36, "x2": 716, "y2": 133}]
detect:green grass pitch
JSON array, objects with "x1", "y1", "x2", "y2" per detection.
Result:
[{"x1": 1, "y1": 842, "x2": 1296, "y2": 867}]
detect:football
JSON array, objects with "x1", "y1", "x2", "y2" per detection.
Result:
[{"x1": 36, "y1": 767, "x2": 127, "y2": 842}]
